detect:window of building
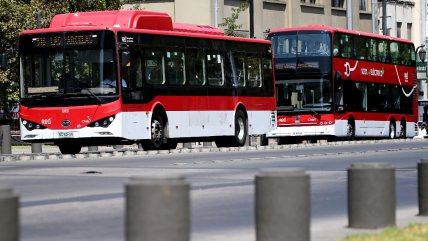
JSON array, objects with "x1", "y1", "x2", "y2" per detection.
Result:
[
  {"x1": 359, "y1": 0, "x2": 367, "y2": 11},
  {"x1": 332, "y1": 0, "x2": 344, "y2": 8},
  {"x1": 407, "y1": 23, "x2": 412, "y2": 40},
  {"x1": 397, "y1": 22, "x2": 402, "y2": 38}
]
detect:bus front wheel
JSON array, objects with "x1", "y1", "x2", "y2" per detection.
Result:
[{"x1": 143, "y1": 113, "x2": 166, "y2": 150}]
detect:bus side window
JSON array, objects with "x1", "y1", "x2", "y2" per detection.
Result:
[
  {"x1": 186, "y1": 49, "x2": 206, "y2": 86},
  {"x1": 166, "y1": 50, "x2": 185, "y2": 85},
  {"x1": 206, "y1": 52, "x2": 224, "y2": 86},
  {"x1": 232, "y1": 52, "x2": 246, "y2": 87},
  {"x1": 246, "y1": 54, "x2": 262, "y2": 87},
  {"x1": 144, "y1": 49, "x2": 165, "y2": 85}
]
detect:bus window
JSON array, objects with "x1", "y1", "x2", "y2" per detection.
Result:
[
  {"x1": 246, "y1": 54, "x2": 262, "y2": 87},
  {"x1": 206, "y1": 52, "x2": 224, "y2": 86},
  {"x1": 340, "y1": 34, "x2": 354, "y2": 58},
  {"x1": 355, "y1": 36, "x2": 368, "y2": 60},
  {"x1": 368, "y1": 39, "x2": 378, "y2": 61},
  {"x1": 378, "y1": 40, "x2": 389, "y2": 63},
  {"x1": 145, "y1": 49, "x2": 165, "y2": 85},
  {"x1": 390, "y1": 42, "x2": 399, "y2": 64},
  {"x1": 166, "y1": 50, "x2": 185, "y2": 85},
  {"x1": 186, "y1": 49, "x2": 206, "y2": 86},
  {"x1": 233, "y1": 52, "x2": 246, "y2": 87}
]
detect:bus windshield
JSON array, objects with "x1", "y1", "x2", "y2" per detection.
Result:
[
  {"x1": 276, "y1": 77, "x2": 331, "y2": 113},
  {"x1": 19, "y1": 31, "x2": 117, "y2": 99}
]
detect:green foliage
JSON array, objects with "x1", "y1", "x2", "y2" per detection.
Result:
[
  {"x1": 0, "y1": 0, "x2": 124, "y2": 104},
  {"x1": 219, "y1": 1, "x2": 248, "y2": 37}
]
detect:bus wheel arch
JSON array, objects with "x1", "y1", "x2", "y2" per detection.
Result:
[
  {"x1": 389, "y1": 118, "x2": 396, "y2": 139},
  {"x1": 346, "y1": 117, "x2": 355, "y2": 141}
]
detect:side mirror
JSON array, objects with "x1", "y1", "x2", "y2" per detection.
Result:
[
  {"x1": 121, "y1": 51, "x2": 130, "y2": 67},
  {"x1": 0, "y1": 54, "x2": 8, "y2": 70}
]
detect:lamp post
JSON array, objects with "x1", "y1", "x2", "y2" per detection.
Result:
[{"x1": 417, "y1": 45, "x2": 426, "y2": 62}]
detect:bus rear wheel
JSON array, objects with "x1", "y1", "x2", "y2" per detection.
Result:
[
  {"x1": 58, "y1": 142, "x2": 82, "y2": 155},
  {"x1": 346, "y1": 120, "x2": 355, "y2": 141},
  {"x1": 399, "y1": 121, "x2": 406, "y2": 138},
  {"x1": 215, "y1": 109, "x2": 247, "y2": 147}
]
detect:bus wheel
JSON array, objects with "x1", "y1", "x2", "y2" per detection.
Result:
[
  {"x1": 389, "y1": 121, "x2": 396, "y2": 139},
  {"x1": 58, "y1": 142, "x2": 82, "y2": 155},
  {"x1": 346, "y1": 120, "x2": 355, "y2": 141},
  {"x1": 233, "y1": 109, "x2": 247, "y2": 146},
  {"x1": 399, "y1": 121, "x2": 406, "y2": 138},
  {"x1": 147, "y1": 113, "x2": 165, "y2": 150}
]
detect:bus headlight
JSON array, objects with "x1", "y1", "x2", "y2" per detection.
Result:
[
  {"x1": 88, "y1": 115, "x2": 115, "y2": 128},
  {"x1": 21, "y1": 119, "x2": 47, "y2": 131}
]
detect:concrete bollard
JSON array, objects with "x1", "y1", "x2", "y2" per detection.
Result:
[
  {"x1": 418, "y1": 159, "x2": 428, "y2": 216},
  {"x1": 0, "y1": 187, "x2": 19, "y2": 241},
  {"x1": 256, "y1": 168, "x2": 310, "y2": 241},
  {"x1": 31, "y1": 143, "x2": 42, "y2": 153},
  {"x1": 348, "y1": 163, "x2": 395, "y2": 229},
  {"x1": 125, "y1": 176, "x2": 190, "y2": 241},
  {"x1": 0, "y1": 125, "x2": 11, "y2": 154}
]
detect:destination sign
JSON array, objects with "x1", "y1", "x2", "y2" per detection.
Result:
[{"x1": 32, "y1": 34, "x2": 98, "y2": 47}]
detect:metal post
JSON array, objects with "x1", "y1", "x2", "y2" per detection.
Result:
[
  {"x1": 249, "y1": 0, "x2": 254, "y2": 38},
  {"x1": 346, "y1": 0, "x2": 352, "y2": 30},
  {"x1": 382, "y1": 0, "x2": 387, "y2": 35},
  {"x1": 256, "y1": 169, "x2": 310, "y2": 241},
  {"x1": 0, "y1": 187, "x2": 19, "y2": 241},
  {"x1": 31, "y1": 143, "x2": 42, "y2": 153},
  {"x1": 418, "y1": 159, "x2": 428, "y2": 216},
  {"x1": 125, "y1": 176, "x2": 190, "y2": 241},
  {"x1": 0, "y1": 125, "x2": 11, "y2": 154},
  {"x1": 348, "y1": 163, "x2": 395, "y2": 228}
]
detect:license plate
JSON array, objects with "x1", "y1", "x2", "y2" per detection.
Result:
[{"x1": 58, "y1": 132, "x2": 74, "y2": 138}]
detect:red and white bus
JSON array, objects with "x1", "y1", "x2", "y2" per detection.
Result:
[
  {"x1": 266, "y1": 25, "x2": 417, "y2": 142},
  {"x1": 17, "y1": 10, "x2": 276, "y2": 154}
]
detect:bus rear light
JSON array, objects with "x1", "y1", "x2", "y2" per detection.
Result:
[
  {"x1": 88, "y1": 115, "x2": 115, "y2": 128},
  {"x1": 21, "y1": 119, "x2": 47, "y2": 131}
]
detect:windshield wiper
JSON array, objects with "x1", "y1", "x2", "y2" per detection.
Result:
[{"x1": 81, "y1": 88, "x2": 103, "y2": 104}]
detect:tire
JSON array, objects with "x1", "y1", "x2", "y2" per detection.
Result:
[
  {"x1": 346, "y1": 120, "x2": 355, "y2": 141},
  {"x1": 389, "y1": 121, "x2": 396, "y2": 139},
  {"x1": 144, "y1": 113, "x2": 165, "y2": 150},
  {"x1": 232, "y1": 109, "x2": 247, "y2": 146},
  {"x1": 58, "y1": 142, "x2": 82, "y2": 155},
  {"x1": 399, "y1": 121, "x2": 406, "y2": 138},
  {"x1": 214, "y1": 109, "x2": 248, "y2": 147}
]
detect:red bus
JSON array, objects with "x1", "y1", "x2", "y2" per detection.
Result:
[
  {"x1": 266, "y1": 25, "x2": 417, "y2": 142},
  {"x1": 17, "y1": 10, "x2": 276, "y2": 154}
]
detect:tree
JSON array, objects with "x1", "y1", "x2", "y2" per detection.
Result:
[
  {"x1": 219, "y1": 1, "x2": 249, "y2": 37},
  {"x1": 0, "y1": 0, "x2": 124, "y2": 104}
]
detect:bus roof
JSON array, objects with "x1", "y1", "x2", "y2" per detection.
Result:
[
  {"x1": 269, "y1": 25, "x2": 413, "y2": 44},
  {"x1": 20, "y1": 10, "x2": 270, "y2": 44},
  {"x1": 48, "y1": 10, "x2": 224, "y2": 36}
]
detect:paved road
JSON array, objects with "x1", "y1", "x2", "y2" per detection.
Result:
[{"x1": 1, "y1": 139, "x2": 428, "y2": 241}]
